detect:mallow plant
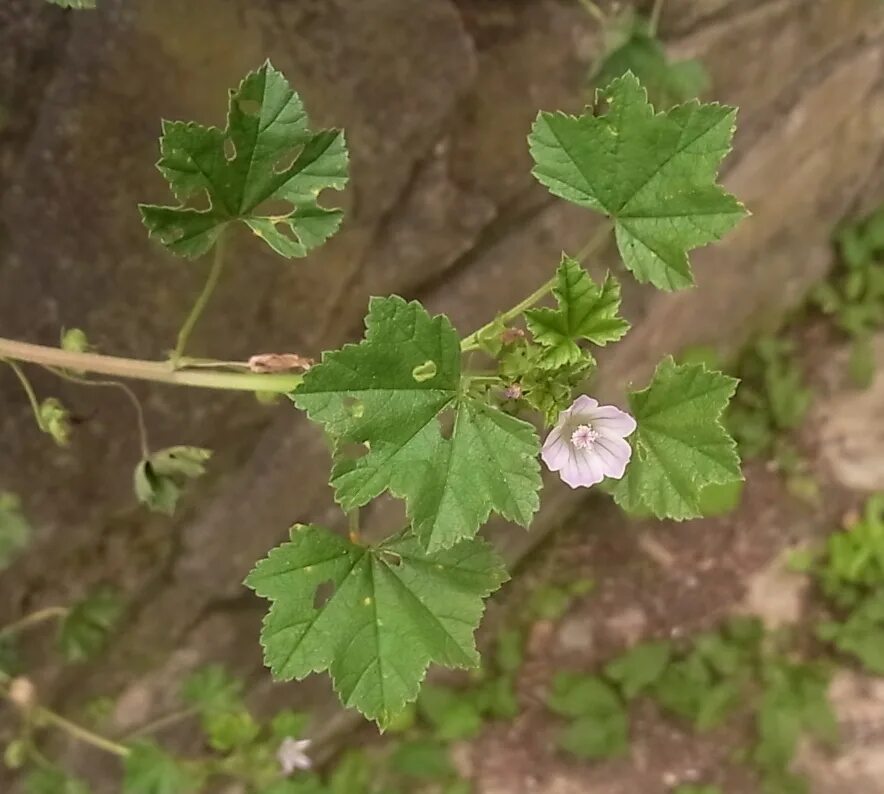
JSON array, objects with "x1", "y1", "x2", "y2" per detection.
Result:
[{"x1": 0, "y1": 61, "x2": 746, "y2": 731}]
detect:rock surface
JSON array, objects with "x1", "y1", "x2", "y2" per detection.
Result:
[{"x1": 0, "y1": 1, "x2": 883, "y2": 790}]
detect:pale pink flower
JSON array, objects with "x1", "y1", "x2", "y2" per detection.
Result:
[
  {"x1": 277, "y1": 737, "x2": 313, "y2": 775},
  {"x1": 541, "y1": 395, "x2": 636, "y2": 488}
]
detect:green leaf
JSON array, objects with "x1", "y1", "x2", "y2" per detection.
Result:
[
  {"x1": 0, "y1": 635, "x2": 22, "y2": 676},
  {"x1": 417, "y1": 684, "x2": 483, "y2": 740},
  {"x1": 270, "y1": 709, "x2": 311, "y2": 739},
  {"x1": 259, "y1": 779, "x2": 326, "y2": 794},
  {"x1": 474, "y1": 675, "x2": 519, "y2": 719},
  {"x1": 39, "y1": 397, "x2": 72, "y2": 446},
  {"x1": 612, "y1": 358, "x2": 741, "y2": 519},
  {"x1": 390, "y1": 739, "x2": 454, "y2": 781},
  {"x1": 134, "y1": 446, "x2": 211, "y2": 516},
  {"x1": 246, "y1": 524, "x2": 508, "y2": 726},
  {"x1": 604, "y1": 640, "x2": 672, "y2": 699},
  {"x1": 547, "y1": 674, "x2": 629, "y2": 760},
  {"x1": 58, "y1": 586, "x2": 124, "y2": 662},
  {"x1": 674, "y1": 787, "x2": 723, "y2": 794},
  {"x1": 696, "y1": 479, "x2": 744, "y2": 516},
  {"x1": 0, "y1": 491, "x2": 31, "y2": 569},
  {"x1": 204, "y1": 708, "x2": 261, "y2": 752},
  {"x1": 60, "y1": 328, "x2": 91, "y2": 354},
  {"x1": 140, "y1": 61, "x2": 348, "y2": 259},
  {"x1": 530, "y1": 73, "x2": 746, "y2": 290},
  {"x1": 818, "y1": 591, "x2": 884, "y2": 674},
  {"x1": 754, "y1": 660, "x2": 836, "y2": 775},
  {"x1": 527, "y1": 583, "x2": 573, "y2": 620},
  {"x1": 181, "y1": 664, "x2": 244, "y2": 714},
  {"x1": 558, "y1": 712, "x2": 630, "y2": 760},
  {"x1": 695, "y1": 680, "x2": 742, "y2": 731},
  {"x1": 547, "y1": 673, "x2": 623, "y2": 719},
  {"x1": 525, "y1": 256, "x2": 629, "y2": 367},
  {"x1": 494, "y1": 628, "x2": 524, "y2": 674},
  {"x1": 123, "y1": 741, "x2": 203, "y2": 794},
  {"x1": 652, "y1": 653, "x2": 713, "y2": 722},
  {"x1": 24, "y1": 768, "x2": 91, "y2": 794},
  {"x1": 327, "y1": 750, "x2": 373, "y2": 794},
  {"x1": 592, "y1": 29, "x2": 710, "y2": 109},
  {"x1": 294, "y1": 296, "x2": 541, "y2": 550}
]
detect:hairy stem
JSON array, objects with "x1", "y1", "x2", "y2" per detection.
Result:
[
  {"x1": 0, "y1": 677, "x2": 130, "y2": 758},
  {"x1": 3, "y1": 360, "x2": 45, "y2": 430},
  {"x1": 348, "y1": 509, "x2": 361, "y2": 545},
  {"x1": 460, "y1": 222, "x2": 613, "y2": 352},
  {"x1": 0, "y1": 338, "x2": 302, "y2": 393},
  {"x1": 173, "y1": 233, "x2": 228, "y2": 365},
  {"x1": 0, "y1": 606, "x2": 69, "y2": 639},
  {"x1": 122, "y1": 707, "x2": 197, "y2": 740},
  {"x1": 650, "y1": 0, "x2": 666, "y2": 35},
  {"x1": 576, "y1": 0, "x2": 606, "y2": 24},
  {"x1": 41, "y1": 366, "x2": 151, "y2": 458}
]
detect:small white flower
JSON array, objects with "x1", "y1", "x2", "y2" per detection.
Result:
[
  {"x1": 541, "y1": 395, "x2": 636, "y2": 488},
  {"x1": 277, "y1": 737, "x2": 313, "y2": 775}
]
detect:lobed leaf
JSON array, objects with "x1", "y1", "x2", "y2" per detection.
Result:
[
  {"x1": 246, "y1": 524, "x2": 508, "y2": 727},
  {"x1": 525, "y1": 255, "x2": 629, "y2": 367},
  {"x1": 530, "y1": 73, "x2": 746, "y2": 290},
  {"x1": 613, "y1": 357, "x2": 741, "y2": 519},
  {"x1": 140, "y1": 61, "x2": 348, "y2": 259},
  {"x1": 294, "y1": 296, "x2": 541, "y2": 551}
]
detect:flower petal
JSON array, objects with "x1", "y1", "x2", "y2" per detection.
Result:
[
  {"x1": 559, "y1": 448, "x2": 605, "y2": 488},
  {"x1": 541, "y1": 427, "x2": 571, "y2": 472},
  {"x1": 593, "y1": 435, "x2": 633, "y2": 480},
  {"x1": 588, "y1": 404, "x2": 637, "y2": 437},
  {"x1": 569, "y1": 394, "x2": 600, "y2": 418}
]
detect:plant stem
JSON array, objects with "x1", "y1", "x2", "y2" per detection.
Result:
[
  {"x1": 348, "y1": 509, "x2": 361, "y2": 545},
  {"x1": 3, "y1": 359, "x2": 46, "y2": 430},
  {"x1": 173, "y1": 232, "x2": 227, "y2": 365},
  {"x1": 650, "y1": 0, "x2": 666, "y2": 35},
  {"x1": 460, "y1": 222, "x2": 613, "y2": 352},
  {"x1": 122, "y1": 707, "x2": 197, "y2": 740},
  {"x1": 0, "y1": 338, "x2": 303, "y2": 393},
  {"x1": 0, "y1": 678, "x2": 130, "y2": 758},
  {"x1": 41, "y1": 366, "x2": 151, "y2": 458},
  {"x1": 40, "y1": 709, "x2": 131, "y2": 758},
  {"x1": 0, "y1": 606, "x2": 69, "y2": 639},
  {"x1": 576, "y1": 0, "x2": 606, "y2": 24}
]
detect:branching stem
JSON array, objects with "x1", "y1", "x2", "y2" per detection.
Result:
[
  {"x1": 650, "y1": 0, "x2": 666, "y2": 35},
  {"x1": 122, "y1": 706, "x2": 197, "y2": 740},
  {"x1": 0, "y1": 606, "x2": 69, "y2": 639},
  {"x1": 0, "y1": 676, "x2": 130, "y2": 758},
  {"x1": 3, "y1": 360, "x2": 45, "y2": 430},
  {"x1": 460, "y1": 222, "x2": 613, "y2": 352},
  {"x1": 0, "y1": 338, "x2": 302, "y2": 393},
  {"x1": 173, "y1": 232, "x2": 228, "y2": 365},
  {"x1": 40, "y1": 366, "x2": 151, "y2": 458},
  {"x1": 576, "y1": 0, "x2": 606, "y2": 25}
]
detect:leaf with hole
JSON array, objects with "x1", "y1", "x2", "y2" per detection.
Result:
[
  {"x1": 246, "y1": 524, "x2": 508, "y2": 727},
  {"x1": 294, "y1": 296, "x2": 541, "y2": 551},
  {"x1": 140, "y1": 61, "x2": 348, "y2": 259},
  {"x1": 530, "y1": 73, "x2": 746, "y2": 290}
]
